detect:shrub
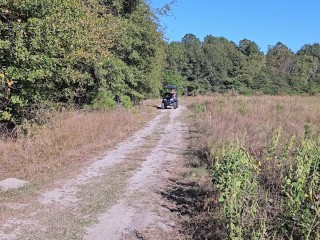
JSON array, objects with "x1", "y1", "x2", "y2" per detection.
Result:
[
  {"x1": 120, "y1": 95, "x2": 132, "y2": 109},
  {"x1": 212, "y1": 145, "x2": 264, "y2": 239},
  {"x1": 281, "y1": 137, "x2": 320, "y2": 239},
  {"x1": 89, "y1": 90, "x2": 116, "y2": 110}
]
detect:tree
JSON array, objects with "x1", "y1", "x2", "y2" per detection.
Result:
[
  {"x1": 297, "y1": 44, "x2": 320, "y2": 94},
  {"x1": 288, "y1": 55, "x2": 317, "y2": 93},
  {"x1": 181, "y1": 33, "x2": 201, "y2": 48},
  {"x1": 108, "y1": 1, "x2": 166, "y2": 98},
  {"x1": 166, "y1": 41, "x2": 187, "y2": 73},
  {"x1": 165, "y1": 34, "x2": 320, "y2": 96},
  {"x1": 163, "y1": 41, "x2": 188, "y2": 94},
  {"x1": 266, "y1": 42, "x2": 294, "y2": 93},
  {"x1": 201, "y1": 36, "x2": 228, "y2": 92},
  {"x1": 0, "y1": 0, "x2": 167, "y2": 125},
  {"x1": 298, "y1": 43, "x2": 320, "y2": 58},
  {"x1": 180, "y1": 34, "x2": 209, "y2": 94},
  {"x1": 238, "y1": 39, "x2": 261, "y2": 56}
]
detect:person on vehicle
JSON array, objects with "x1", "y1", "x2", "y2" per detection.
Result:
[{"x1": 171, "y1": 88, "x2": 177, "y2": 99}]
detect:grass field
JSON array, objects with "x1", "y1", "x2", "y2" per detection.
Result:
[{"x1": 191, "y1": 95, "x2": 320, "y2": 239}]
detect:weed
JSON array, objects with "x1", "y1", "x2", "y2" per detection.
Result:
[
  {"x1": 211, "y1": 145, "x2": 263, "y2": 239},
  {"x1": 190, "y1": 95, "x2": 320, "y2": 239},
  {"x1": 281, "y1": 137, "x2": 320, "y2": 239},
  {"x1": 192, "y1": 103, "x2": 206, "y2": 115},
  {"x1": 266, "y1": 127, "x2": 282, "y2": 161}
]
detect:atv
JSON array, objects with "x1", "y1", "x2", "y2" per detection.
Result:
[{"x1": 161, "y1": 84, "x2": 178, "y2": 109}]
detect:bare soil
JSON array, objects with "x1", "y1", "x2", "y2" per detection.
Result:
[{"x1": 0, "y1": 104, "x2": 190, "y2": 240}]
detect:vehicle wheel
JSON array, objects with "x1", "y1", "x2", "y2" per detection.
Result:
[{"x1": 161, "y1": 103, "x2": 165, "y2": 109}]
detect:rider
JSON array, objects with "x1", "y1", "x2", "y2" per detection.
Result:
[{"x1": 171, "y1": 88, "x2": 177, "y2": 99}]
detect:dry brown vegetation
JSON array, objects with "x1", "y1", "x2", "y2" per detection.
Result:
[
  {"x1": 189, "y1": 95, "x2": 320, "y2": 239},
  {"x1": 196, "y1": 95, "x2": 320, "y2": 156},
  {"x1": 0, "y1": 105, "x2": 157, "y2": 181}
]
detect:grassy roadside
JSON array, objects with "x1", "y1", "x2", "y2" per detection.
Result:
[
  {"x1": 0, "y1": 100, "x2": 162, "y2": 225},
  {"x1": 2, "y1": 117, "x2": 169, "y2": 239},
  {"x1": 185, "y1": 95, "x2": 320, "y2": 239},
  {"x1": 0, "y1": 103, "x2": 159, "y2": 182},
  {"x1": 158, "y1": 98, "x2": 222, "y2": 240}
]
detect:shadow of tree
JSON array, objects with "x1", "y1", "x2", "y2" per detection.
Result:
[{"x1": 159, "y1": 179, "x2": 227, "y2": 240}]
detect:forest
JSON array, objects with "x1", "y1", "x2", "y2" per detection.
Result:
[
  {"x1": 0, "y1": 0, "x2": 166, "y2": 126},
  {"x1": 1, "y1": 0, "x2": 320, "y2": 127},
  {"x1": 165, "y1": 34, "x2": 320, "y2": 96}
]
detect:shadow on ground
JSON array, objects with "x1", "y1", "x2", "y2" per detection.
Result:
[
  {"x1": 144, "y1": 104, "x2": 163, "y2": 109},
  {"x1": 159, "y1": 179, "x2": 227, "y2": 240},
  {"x1": 156, "y1": 102, "x2": 227, "y2": 239}
]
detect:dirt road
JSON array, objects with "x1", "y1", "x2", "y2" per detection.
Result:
[{"x1": 0, "y1": 106, "x2": 188, "y2": 239}]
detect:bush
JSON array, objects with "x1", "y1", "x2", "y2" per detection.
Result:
[
  {"x1": 89, "y1": 90, "x2": 116, "y2": 110},
  {"x1": 212, "y1": 145, "x2": 263, "y2": 239},
  {"x1": 120, "y1": 95, "x2": 132, "y2": 109}
]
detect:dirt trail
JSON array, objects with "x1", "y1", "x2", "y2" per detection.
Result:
[{"x1": 0, "y1": 105, "x2": 188, "y2": 240}]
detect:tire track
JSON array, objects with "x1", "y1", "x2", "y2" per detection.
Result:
[
  {"x1": 0, "y1": 106, "x2": 187, "y2": 240},
  {"x1": 84, "y1": 106, "x2": 186, "y2": 240}
]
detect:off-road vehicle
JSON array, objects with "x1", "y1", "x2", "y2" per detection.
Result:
[{"x1": 161, "y1": 84, "x2": 178, "y2": 109}]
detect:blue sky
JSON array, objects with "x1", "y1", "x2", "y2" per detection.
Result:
[{"x1": 150, "y1": 0, "x2": 320, "y2": 53}]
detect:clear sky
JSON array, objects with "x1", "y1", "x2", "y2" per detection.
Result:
[{"x1": 150, "y1": 0, "x2": 320, "y2": 53}]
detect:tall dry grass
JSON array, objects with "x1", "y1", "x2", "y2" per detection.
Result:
[
  {"x1": 0, "y1": 107, "x2": 157, "y2": 180},
  {"x1": 192, "y1": 95, "x2": 320, "y2": 239},
  {"x1": 197, "y1": 95, "x2": 320, "y2": 157}
]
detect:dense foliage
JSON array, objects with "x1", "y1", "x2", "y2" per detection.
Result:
[
  {"x1": 0, "y1": 0, "x2": 165, "y2": 126},
  {"x1": 1, "y1": 0, "x2": 320, "y2": 128},
  {"x1": 165, "y1": 34, "x2": 320, "y2": 96}
]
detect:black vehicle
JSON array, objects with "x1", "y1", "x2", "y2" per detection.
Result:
[{"x1": 161, "y1": 84, "x2": 178, "y2": 109}]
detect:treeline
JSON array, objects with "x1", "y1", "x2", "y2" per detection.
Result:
[
  {"x1": 1, "y1": 0, "x2": 320, "y2": 128},
  {"x1": 164, "y1": 34, "x2": 320, "y2": 96},
  {"x1": 0, "y1": 0, "x2": 165, "y2": 126}
]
